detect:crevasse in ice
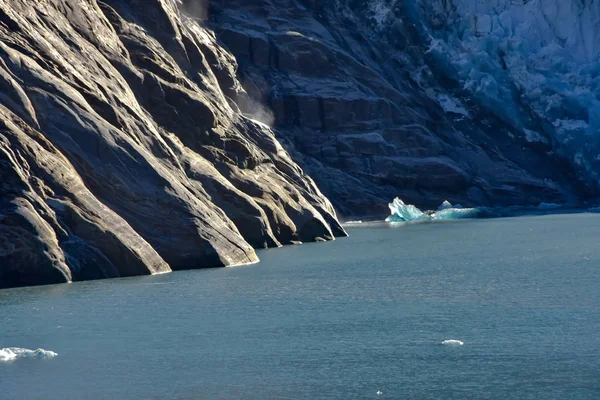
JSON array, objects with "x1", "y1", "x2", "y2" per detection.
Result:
[{"x1": 386, "y1": 198, "x2": 479, "y2": 222}]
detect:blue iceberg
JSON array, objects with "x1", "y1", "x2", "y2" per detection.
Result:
[{"x1": 385, "y1": 198, "x2": 480, "y2": 222}]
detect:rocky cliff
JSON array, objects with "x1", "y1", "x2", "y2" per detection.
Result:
[
  {"x1": 0, "y1": 0, "x2": 345, "y2": 289},
  {"x1": 209, "y1": 0, "x2": 595, "y2": 215},
  {"x1": 1, "y1": 0, "x2": 597, "y2": 289}
]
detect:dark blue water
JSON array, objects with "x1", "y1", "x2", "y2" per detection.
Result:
[{"x1": 2, "y1": 214, "x2": 600, "y2": 399}]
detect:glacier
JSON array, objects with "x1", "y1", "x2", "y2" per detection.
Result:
[
  {"x1": 364, "y1": 0, "x2": 600, "y2": 191},
  {"x1": 386, "y1": 198, "x2": 480, "y2": 222},
  {"x1": 414, "y1": 0, "x2": 600, "y2": 187}
]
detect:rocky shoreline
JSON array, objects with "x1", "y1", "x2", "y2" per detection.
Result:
[{"x1": 0, "y1": 0, "x2": 345, "y2": 289}]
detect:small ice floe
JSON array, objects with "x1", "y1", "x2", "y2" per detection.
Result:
[
  {"x1": 343, "y1": 220, "x2": 363, "y2": 225},
  {"x1": 0, "y1": 347, "x2": 58, "y2": 362},
  {"x1": 441, "y1": 339, "x2": 464, "y2": 346}
]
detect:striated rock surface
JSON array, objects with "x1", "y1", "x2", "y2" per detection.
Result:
[
  {"x1": 0, "y1": 0, "x2": 345, "y2": 289},
  {"x1": 209, "y1": 0, "x2": 594, "y2": 215}
]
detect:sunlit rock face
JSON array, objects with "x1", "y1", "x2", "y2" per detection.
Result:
[
  {"x1": 0, "y1": 0, "x2": 345, "y2": 289},
  {"x1": 208, "y1": 0, "x2": 597, "y2": 216}
]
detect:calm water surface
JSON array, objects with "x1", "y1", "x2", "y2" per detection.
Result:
[{"x1": 2, "y1": 214, "x2": 600, "y2": 399}]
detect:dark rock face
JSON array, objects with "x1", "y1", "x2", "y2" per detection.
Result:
[
  {"x1": 0, "y1": 0, "x2": 345, "y2": 289},
  {"x1": 208, "y1": 0, "x2": 591, "y2": 215}
]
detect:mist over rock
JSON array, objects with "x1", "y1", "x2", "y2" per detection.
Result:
[{"x1": 0, "y1": 0, "x2": 345, "y2": 289}]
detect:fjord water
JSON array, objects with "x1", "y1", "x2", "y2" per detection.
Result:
[{"x1": 2, "y1": 214, "x2": 600, "y2": 399}]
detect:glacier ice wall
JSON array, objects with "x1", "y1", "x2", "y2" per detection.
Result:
[
  {"x1": 364, "y1": 0, "x2": 600, "y2": 189},
  {"x1": 427, "y1": 0, "x2": 600, "y2": 63},
  {"x1": 418, "y1": 0, "x2": 600, "y2": 186}
]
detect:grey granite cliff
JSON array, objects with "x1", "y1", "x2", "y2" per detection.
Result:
[{"x1": 0, "y1": 0, "x2": 345, "y2": 289}]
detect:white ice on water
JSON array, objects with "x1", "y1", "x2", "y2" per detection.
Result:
[
  {"x1": 0, "y1": 347, "x2": 58, "y2": 362},
  {"x1": 386, "y1": 198, "x2": 479, "y2": 222},
  {"x1": 442, "y1": 339, "x2": 464, "y2": 346},
  {"x1": 343, "y1": 220, "x2": 364, "y2": 225}
]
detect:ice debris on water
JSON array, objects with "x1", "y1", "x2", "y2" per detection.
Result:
[
  {"x1": 385, "y1": 198, "x2": 479, "y2": 222},
  {"x1": 0, "y1": 347, "x2": 58, "y2": 362},
  {"x1": 442, "y1": 340, "x2": 464, "y2": 346},
  {"x1": 343, "y1": 220, "x2": 363, "y2": 225}
]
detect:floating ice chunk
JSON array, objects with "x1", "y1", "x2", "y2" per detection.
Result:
[
  {"x1": 343, "y1": 220, "x2": 363, "y2": 225},
  {"x1": 386, "y1": 198, "x2": 479, "y2": 222},
  {"x1": 0, "y1": 348, "x2": 16, "y2": 362},
  {"x1": 432, "y1": 207, "x2": 479, "y2": 220},
  {"x1": 386, "y1": 198, "x2": 428, "y2": 222},
  {"x1": 0, "y1": 347, "x2": 58, "y2": 362},
  {"x1": 442, "y1": 339, "x2": 464, "y2": 346}
]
